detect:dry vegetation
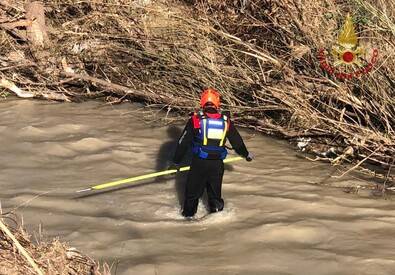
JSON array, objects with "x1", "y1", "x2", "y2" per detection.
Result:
[
  {"x1": 0, "y1": 214, "x2": 110, "y2": 275},
  {"x1": 0, "y1": 0, "x2": 394, "y2": 181},
  {"x1": 0, "y1": 1, "x2": 395, "y2": 272}
]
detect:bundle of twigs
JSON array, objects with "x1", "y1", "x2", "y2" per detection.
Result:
[
  {"x1": 0, "y1": 0, "x2": 394, "y2": 181},
  {"x1": 191, "y1": 0, "x2": 395, "y2": 177},
  {"x1": 0, "y1": 213, "x2": 110, "y2": 274}
]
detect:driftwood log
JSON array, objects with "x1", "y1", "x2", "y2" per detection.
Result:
[{"x1": 25, "y1": 1, "x2": 48, "y2": 48}]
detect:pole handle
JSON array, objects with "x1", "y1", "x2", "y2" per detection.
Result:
[{"x1": 76, "y1": 156, "x2": 244, "y2": 193}]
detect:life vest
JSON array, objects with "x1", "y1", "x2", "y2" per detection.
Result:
[{"x1": 191, "y1": 111, "x2": 230, "y2": 160}]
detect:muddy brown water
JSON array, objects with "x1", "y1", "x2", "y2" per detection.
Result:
[{"x1": 1, "y1": 99, "x2": 395, "y2": 275}]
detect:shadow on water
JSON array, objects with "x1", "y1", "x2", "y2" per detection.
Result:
[
  {"x1": 73, "y1": 125, "x2": 238, "y2": 204},
  {"x1": 73, "y1": 125, "x2": 189, "y2": 202},
  {"x1": 155, "y1": 125, "x2": 189, "y2": 208}
]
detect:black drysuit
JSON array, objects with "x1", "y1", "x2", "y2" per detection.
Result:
[{"x1": 172, "y1": 113, "x2": 249, "y2": 217}]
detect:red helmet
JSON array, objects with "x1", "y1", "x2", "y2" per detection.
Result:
[{"x1": 200, "y1": 88, "x2": 220, "y2": 109}]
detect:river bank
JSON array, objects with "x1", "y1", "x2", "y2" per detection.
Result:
[
  {"x1": 1, "y1": 0, "x2": 395, "y2": 274},
  {"x1": 0, "y1": 213, "x2": 110, "y2": 275},
  {"x1": 1, "y1": 0, "x2": 394, "y2": 181}
]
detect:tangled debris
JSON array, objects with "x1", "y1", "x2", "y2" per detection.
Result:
[
  {"x1": 0, "y1": 213, "x2": 110, "y2": 275},
  {"x1": 0, "y1": 0, "x2": 394, "y2": 181}
]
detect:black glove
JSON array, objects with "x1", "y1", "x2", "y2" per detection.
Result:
[
  {"x1": 245, "y1": 152, "x2": 254, "y2": 162},
  {"x1": 167, "y1": 162, "x2": 180, "y2": 172}
]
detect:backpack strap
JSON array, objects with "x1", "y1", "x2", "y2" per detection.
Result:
[
  {"x1": 219, "y1": 114, "x2": 229, "y2": 146},
  {"x1": 191, "y1": 112, "x2": 200, "y2": 129}
]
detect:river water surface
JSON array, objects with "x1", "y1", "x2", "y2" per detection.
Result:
[{"x1": 1, "y1": 99, "x2": 395, "y2": 275}]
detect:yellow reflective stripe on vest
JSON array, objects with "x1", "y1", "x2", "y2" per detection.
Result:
[
  {"x1": 203, "y1": 118, "x2": 208, "y2": 145},
  {"x1": 219, "y1": 118, "x2": 227, "y2": 146}
]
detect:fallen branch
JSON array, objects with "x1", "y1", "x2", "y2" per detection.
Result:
[
  {"x1": 39, "y1": 90, "x2": 71, "y2": 101},
  {"x1": 61, "y1": 71, "x2": 193, "y2": 106},
  {"x1": 0, "y1": 78, "x2": 34, "y2": 98},
  {"x1": 0, "y1": 218, "x2": 44, "y2": 275},
  {"x1": 0, "y1": 78, "x2": 70, "y2": 101},
  {"x1": 0, "y1": 19, "x2": 30, "y2": 29},
  {"x1": 333, "y1": 147, "x2": 382, "y2": 178},
  {"x1": 25, "y1": 1, "x2": 48, "y2": 48}
]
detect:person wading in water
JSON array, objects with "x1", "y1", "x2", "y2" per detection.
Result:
[{"x1": 170, "y1": 88, "x2": 253, "y2": 218}]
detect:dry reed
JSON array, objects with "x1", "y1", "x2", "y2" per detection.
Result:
[
  {"x1": 0, "y1": 0, "x2": 394, "y2": 182},
  {"x1": 0, "y1": 213, "x2": 110, "y2": 275}
]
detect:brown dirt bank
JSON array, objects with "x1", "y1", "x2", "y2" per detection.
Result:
[{"x1": 0, "y1": 0, "x2": 394, "y2": 182}]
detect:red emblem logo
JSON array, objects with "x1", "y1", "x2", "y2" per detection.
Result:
[{"x1": 318, "y1": 14, "x2": 378, "y2": 80}]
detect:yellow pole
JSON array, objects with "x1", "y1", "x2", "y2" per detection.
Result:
[{"x1": 77, "y1": 156, "x2": 243, "y2": 193}]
